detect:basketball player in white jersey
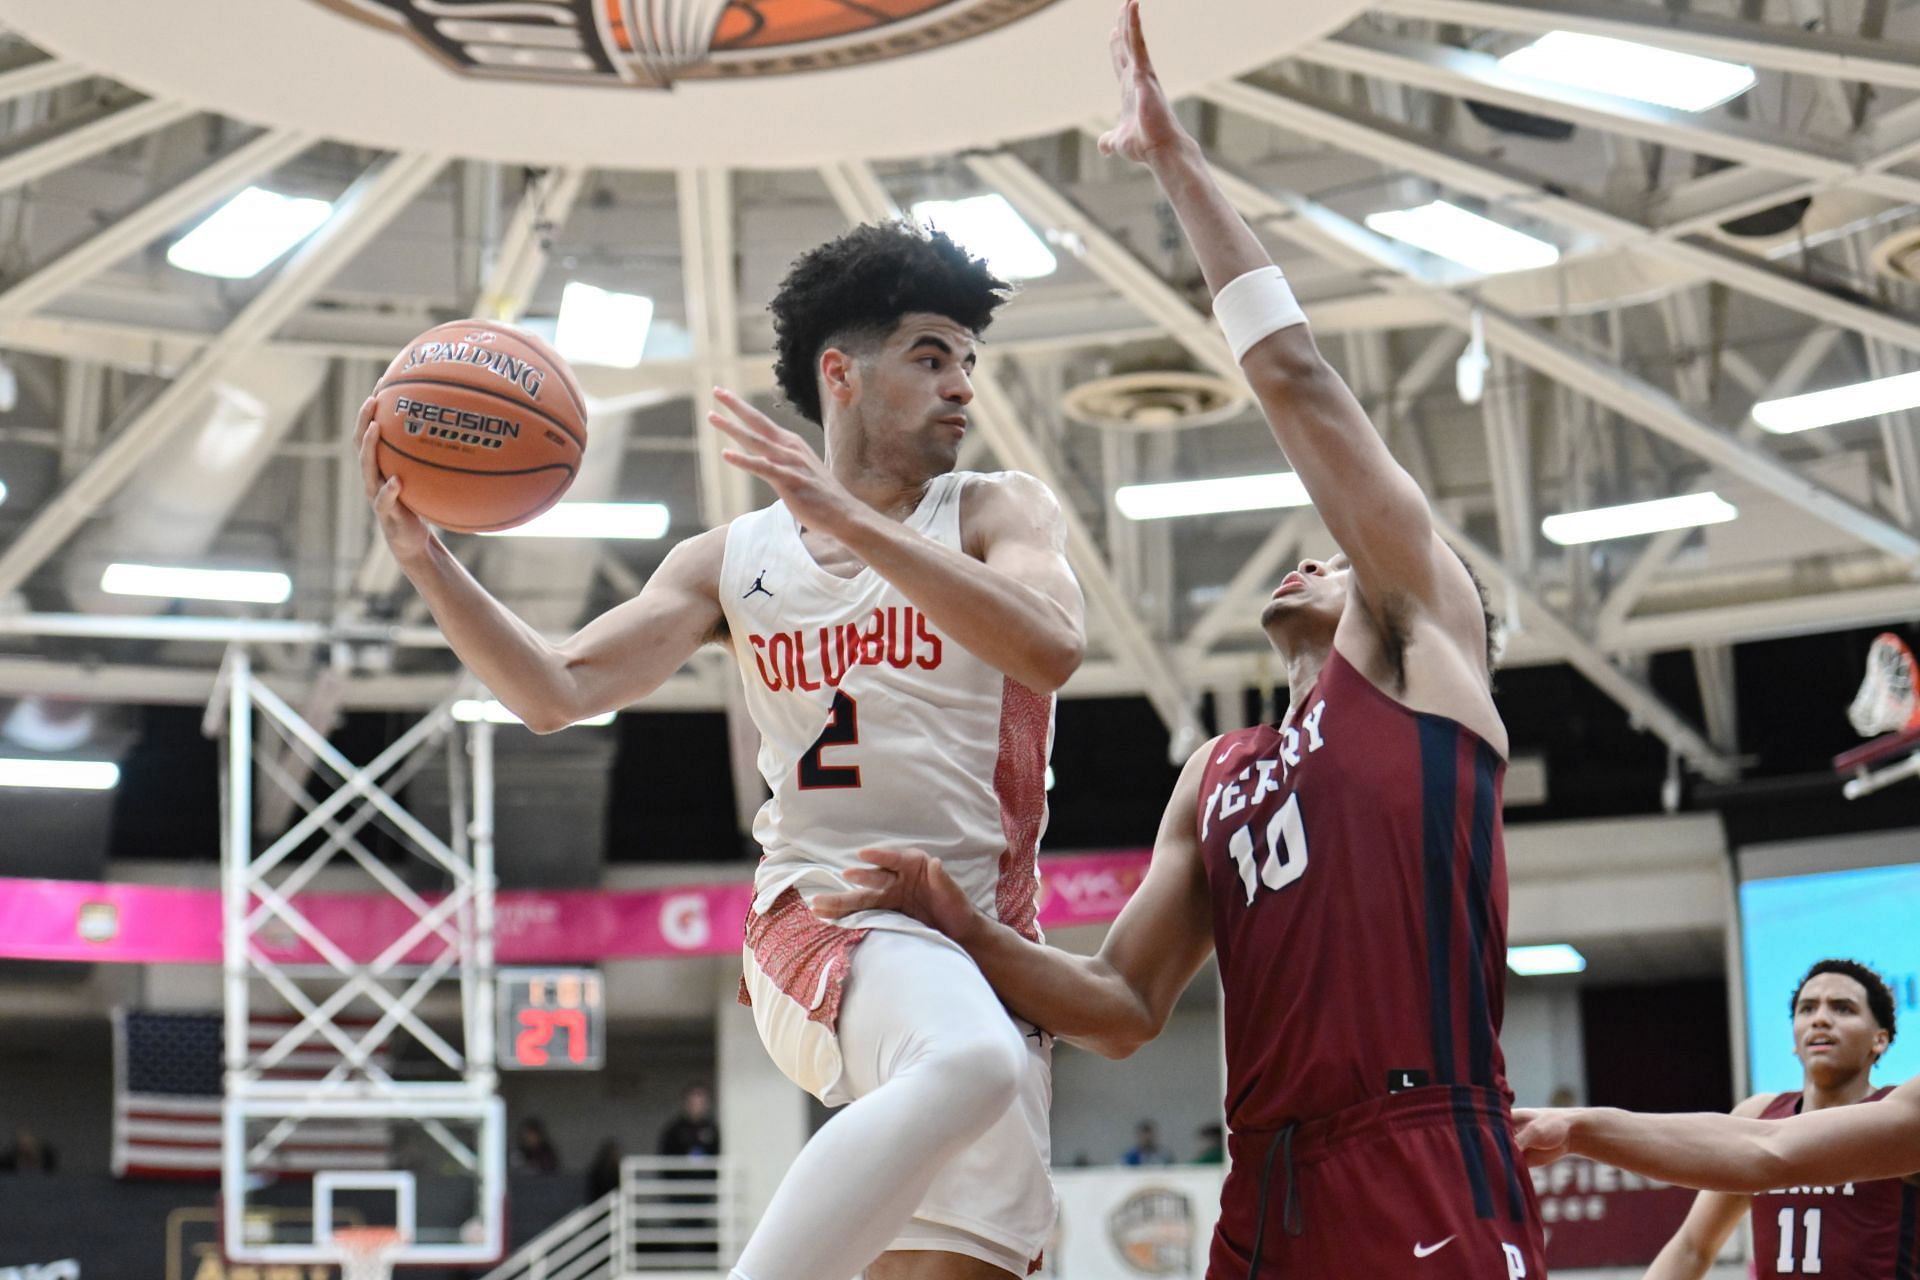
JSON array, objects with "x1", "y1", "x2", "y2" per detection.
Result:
[{"x1": 359, "y1": 222, "x2": 1084, "y2": 1280}]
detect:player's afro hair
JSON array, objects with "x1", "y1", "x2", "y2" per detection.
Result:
[
  {"x1": 770, "y1": 221, "x2": 1011, "y2": 425},
  {"x1": 1792, "y1": 958, "x2": 1897, "y2": 1046}
]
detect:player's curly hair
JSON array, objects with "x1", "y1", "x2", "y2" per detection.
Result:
[
  {"x1": 769, "y1": 221, "x2": 1011, "y2": 425},
  {"x1": 1791, "y1": 958, "x2": 1897, "y2": 1047}
]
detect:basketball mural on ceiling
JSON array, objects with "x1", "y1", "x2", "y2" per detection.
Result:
[{"x1": 318, "y1": 0, "x2": 1070, "y2": 87}]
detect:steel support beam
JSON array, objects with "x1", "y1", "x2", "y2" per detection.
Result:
[
  {"x1": 1594, "y1": 527, "x2": 1690, "y2": 637},
  {"x1": 966, "y1": 151, "x2": 1243, "y2": 382},
  {"x1": 969, "y1": 376, "x2": 1206, "y2": 758},
  {"x1": 677, "y1": 166, "x2": 755, "y2": 528},
  {"x1": 0, "y1": 58, "x2": 93, "y2": 105},
  {"x1": 818, "y1": 161, "x2": 900, "y2": 223},
  {"x1": 0, "y1": 97, "x2": 196, "y2": 195},
  {"x1": 474, "y1": 167, "x2": 588, "y2": 320},
  {"x1": 1211, "y1": 169, "x2": 1920, "y2": 562},
  {"x1": 1201, "y1": 79, "x2": 1920, "y2": 355},
  {"x1": 0, "y1": 152, "x2": 446, "y2": 600},
  {"x1": 0, "y1": 127, "x2": 314, "y2": 322},
  {"x1": 1300, "y1": 33, "x2": 1920, "y2": 206},
  {"x1": 1435, "y1": 515, "x2": 1739, "y2": 781},
  {"x1": 1372, "y1": 0, "x2": 1920, "y2": 92}
]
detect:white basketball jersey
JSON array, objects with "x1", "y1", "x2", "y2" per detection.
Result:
[{"x1": 719, "y1": 472, "x2": 1055, "y2": 941}]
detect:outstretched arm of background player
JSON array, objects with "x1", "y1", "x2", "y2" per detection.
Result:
[
  {"x1": 359, "y1": 415, "x2": 726, "y2": 733},
  {"x1": 1639, "y1": 1094, "x2": 1773, "y2": 1280},
  {"x1": 1514, "y1": 1075, "x2": 1920, "y2": 1192},
  {"x1": 812, "y1": 739, "x2": 1218, "y2": 1057},
  {"x1": 1101, "y1": 1, "x2": 1469, "y2": 631},
  {"x1": 710, "y1": 390, "x2": 1085, "y2": 692}
]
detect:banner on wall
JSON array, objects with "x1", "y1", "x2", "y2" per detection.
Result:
[
  {"x1": 1044, "y1": 1167, "x2": 1225, "y2": 1280},
  {"x1": 1532, "y1": 1156, "x2": 1720, "y2": 1270},
  {"x1": 0, "y1": 850, "x2": 1153, "y2": 965}
]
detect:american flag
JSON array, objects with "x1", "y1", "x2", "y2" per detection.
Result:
[{"x1": 112, "y1": 1010, "x2": 391, "y2": 1179}]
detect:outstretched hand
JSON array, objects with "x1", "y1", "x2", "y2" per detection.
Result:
[
  {"x1": 357, "y1": 400, "x2": 435, "y2": 566},
  {"x1": 1511, "y1": 1108, "x2": 1576, "y2": 1167},
  {"x1": 1097, "y1": 0, "x2": 1193, "y2": 166},
  {"x1": 811, "y1": 848, "x2": 986, "y2": 945},
  {"x1": 708, "y1": 387, "x2": 862, "y2": 536}
]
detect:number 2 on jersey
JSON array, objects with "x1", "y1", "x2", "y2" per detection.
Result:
[{"x1": 798, "y1": 691, "x2": 861, "y2": 790}]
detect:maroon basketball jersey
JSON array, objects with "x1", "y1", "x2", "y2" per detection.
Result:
[
  {"x1": 1198, "y1": 646, "x2": 1525, "y2": 1218},
  {"x1": 1751, "y1": 1087, "x2": 1920, "y2": 1278}
]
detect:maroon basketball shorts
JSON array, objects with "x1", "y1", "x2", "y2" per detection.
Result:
[{"x1": 1209, "y1": 1087, "x2": 1546, "y2": 1280}]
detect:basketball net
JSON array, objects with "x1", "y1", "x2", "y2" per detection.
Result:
[
  {"x1": 627, "y1": 0, "x2": 732, "y2": 74},
  {"x1": 333, "y1": 1227, "x2": 407, "y2": 1280},
  {"x1": 1848, "y1": 632, "x2": 1920, "y2": 737}
]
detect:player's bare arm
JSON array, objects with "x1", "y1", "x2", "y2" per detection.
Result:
[
  {"x1": 1640, "y1": 1093, "x2": 1774, "y2": 1280},
  {"x1": 359, "y1": 413, "x2": 726, "y2": 732},
  {"x1": 710, "y1": 388, "x2": 1085, "y2": 692},
  {"x1": 1515, "y1": 1074, "x2": 1920, "y2": 1192},
  {"x1": 1103, "y1": 0, "x2": 1493, "y2": 732},
  {"x1": 813, "y1": 739, "x2": 1218, "y2": 1057}
]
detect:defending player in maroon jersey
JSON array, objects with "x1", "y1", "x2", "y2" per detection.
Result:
[
  {"x1": 815, "y1": 3, "x2": 1544, "y2": 1276},
  {"x1": 1642, "y1": 959, "x2": 1918, "y2": 1280}
]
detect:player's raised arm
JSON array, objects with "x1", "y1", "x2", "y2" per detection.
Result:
[
  {"x1": 1515, "y1": 1075, "x2": 1920, "y2": 1192},
  {"x1": 710, "y1": 389, "x2": 1085, "y2": 692},
  {"x1": 360, "y1": 413, "x2": 726, "y2": 732},
  {"x1": 1102, "y1": 0, "x2": 1454, "y2": 619},
  {"x1": 812, "y1": 739, "x2": 1218, "y2": 1057}
]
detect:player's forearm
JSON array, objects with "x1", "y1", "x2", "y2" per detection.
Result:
[
  {"x1": 957, "y1": 917, "x2": 1157, "y2": 1057},
  {"x1": 1144, "y1": 138, "x2": 1275, "y2": 297},
  {"x1": 396, "y1": 539, "x2": 586, "y2": 732},
  {"x1": 1568, "y1": 1109, "x2": 1796, "y2": 1194},
  {"x1": 836, "y1": 510, "x2": 1083, "y2": 692},
  {"x1": 1642, "y1": 1234, "x2": 1717, "y2": 1280}
]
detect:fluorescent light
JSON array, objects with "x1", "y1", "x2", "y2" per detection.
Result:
[
  {"x1": 554, "y1": 282, "x2": 654, "y2": 369},
  {"x1": 1365, "y1": 201, "x2": 1560, "y2": 275},
  {"x1": 166, "y1": 187, "x2": 333, "y2": 279},
  {"x1": 911, "y1": 195, "x2": 1058, "y2": 280},
  {"x1": 1508, "y1": 943, "x2": 1588, "y2": 976},
  {"x1": 0, "y1": 758, "x2": 119, "y2": 790},
  {"x1": 1500, "y1": 31, "x2": 1755, "y2": 113},
  {"x1": 101, "y1": 562, "x2": 292, "y2": 604},
  {"x1": 452, "y1": 699, "x2": 614, "y2": 728},
  {"x1": 1752, "y1": 370, "x2": 1920, "y2": 433},
  {"x1": 477, "y1": 501, "x2": 669, "y2": 540},
  {"x1": 1115, "y1": 472, "x2": 1311, "y2": 521},
  {"x1": 0, "y1": 475, "x2": 8, "y2": 507},
  {"x1": 1540, "y1": 492, "x2": 1737, "y2": 545}
]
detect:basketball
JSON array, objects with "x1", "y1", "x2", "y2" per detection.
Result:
[{"x1": 368, "y1": 319, "x2": 588, "y2": 534}]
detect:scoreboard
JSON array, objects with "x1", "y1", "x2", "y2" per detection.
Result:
[{"x1": 497, "y1": 968, "x2": 605, "y2": 1070}]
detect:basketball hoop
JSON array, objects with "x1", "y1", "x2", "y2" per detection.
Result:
[
  {"x1": 332, "y1": 1227, "x2": 407, "y2": 1280},
  {"x1": 1848, "y1": 632, "x2": 1920, "y2": 737}
]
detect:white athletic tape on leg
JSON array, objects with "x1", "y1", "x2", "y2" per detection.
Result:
[{"x1": 1213, "y1": 265, "x2": 1307, "y2": 364}]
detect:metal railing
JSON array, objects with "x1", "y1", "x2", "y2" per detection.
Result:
[{"x1": 481, "y1": 1156, "x2": 737, "y2": 1280}]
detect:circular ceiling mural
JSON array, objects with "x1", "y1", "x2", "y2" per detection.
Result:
[{"x1": 0, "y1": 0, "x2": 1368, "y2": 166}]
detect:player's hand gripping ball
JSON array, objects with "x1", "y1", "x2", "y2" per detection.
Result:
[{"x1": 367, "y1": 319, "x2": 587, "y2": 533}]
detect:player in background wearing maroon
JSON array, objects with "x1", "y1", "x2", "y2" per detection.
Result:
[
  {"x1": 1630, "y1": 959, "x2": 1915, "y2": 1279},
  {"x1": 816, "y1": 3, "x2": 1544, "y2": 1277}
]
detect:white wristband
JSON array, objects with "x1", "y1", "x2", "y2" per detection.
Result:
[{"x1": 1213, "y1": 265, "x2": 1307, "y2": 363}]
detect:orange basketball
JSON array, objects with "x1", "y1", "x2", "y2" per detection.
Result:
[{"x1": 370, "y1": 319, "x2": 587, "y2": 534}]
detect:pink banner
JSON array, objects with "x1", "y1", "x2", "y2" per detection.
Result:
[{"x1": 0, "y1": 851, "x2": 1151, "y2": 966}]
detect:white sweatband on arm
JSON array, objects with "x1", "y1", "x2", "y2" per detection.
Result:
[{"x1": 1213, "y1": 265, "x2": 1308, "y2": 364}]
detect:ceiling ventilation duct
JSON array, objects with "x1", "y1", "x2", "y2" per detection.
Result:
[
  {"x1": 1720, "y1": 196, "x2": 1813, "y2": 239},
  {"x1": 1061, "y1": 371, "x2": 1252, "y2": 431},
  {"x1": 1464, "y1": 100, "x2": 1576, "y2": 141}
]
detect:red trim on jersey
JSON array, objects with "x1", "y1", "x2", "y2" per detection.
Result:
[
  {"x1": 993, "y1": 679, "x2": 1050, "y2": 942},
  {"x1": 737, "y1": 889, "x2": 869, "y2": 1030}
]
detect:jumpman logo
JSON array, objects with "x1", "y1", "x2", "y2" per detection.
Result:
[{"x1": 743, "y1": 571, "x2": 774, "y2": 600}]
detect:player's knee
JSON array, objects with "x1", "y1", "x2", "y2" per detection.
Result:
[{"x1": 932, "y1": 1026, "x2": 1025, "y2": 1116}]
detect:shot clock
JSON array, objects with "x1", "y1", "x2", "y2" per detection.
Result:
[{"x1": 497, "y1": 968, "x2": 605, "y2": 1070}]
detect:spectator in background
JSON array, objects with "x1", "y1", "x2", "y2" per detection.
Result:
[
  {"x1": 1192, "y1": 1123, "x2": 1224, "y2": 1165},
  {"x1": 658, "y1": 1085, "x2": 720, "y2": 1158},
  {"x1": 0, "y1": 1125, "x2": 56, "y2": 1174},
  {"x1": 1122, "y1": 1120, "x2": 1173, "y2": 1167},
  {"x1": 513, "y1": 1118, "x2": 560, "y2": 1174},
  {"x1": 587, "y1": 1139, "x2": 623, "y2": 1202}
]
